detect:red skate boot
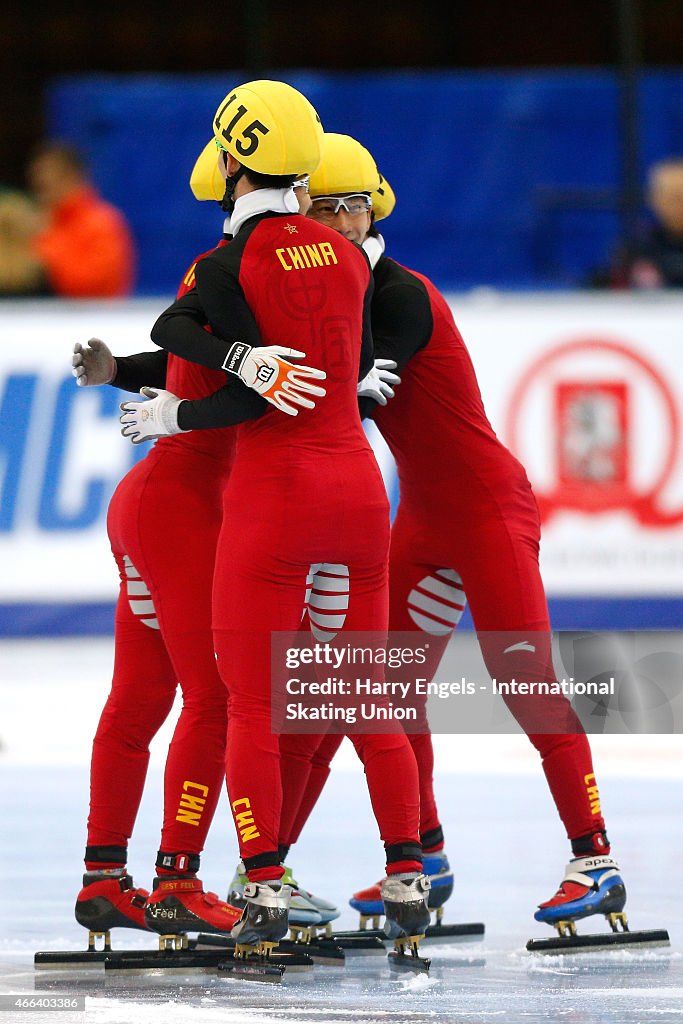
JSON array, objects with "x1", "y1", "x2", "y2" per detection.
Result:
[
  {"x1": 75, "y1": 871, "x2": 150, "y2": 935},
  {"x1": 144, "y1": 877, "x2": 242, "y2": 937}
]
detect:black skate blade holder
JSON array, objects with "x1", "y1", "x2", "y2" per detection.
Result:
[
  {"x1": 194, "y1": 931, "x2": 345, "y2": 966},
  {"x1": 101, "y1": 945, "x2": 307, "y2": 978},
  {"x1": 527, "y1": 911, "x2": 671, "y2": 955},
  {"x1": 35, "y1": 930, "x2": 116, "y2": 969},
  {"x1": 388, "y1": 934, "x2": 431, "y2": 974},
  {"x1": 350, "y1": 916, "x2": 485, "y2": 946}
]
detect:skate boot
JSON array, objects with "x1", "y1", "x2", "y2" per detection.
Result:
[
  {"x1": 230, "y1": 880, "x2": 292, "y2": 958},
  {"x1": 535, "y1": 855, "x2": 627, "y2": 938},
  {"x1": 144, "y1": 877, "x2": 242, "y2": 944},
  {"x1": 280, "y1": 864, "x2": 340, "y2": 938},
  {"x1": 229, "y1": 861, "x2": 322, "y2": 930},
  {"x1": 75, "y1": 871, "x2": 150, "y2": 948},
  {"x1": 350, "y1": 850, "x2": 453, "y2": 928},
  {"x1": 381, "y1": 873, "x2": 431, "y2": 971}
]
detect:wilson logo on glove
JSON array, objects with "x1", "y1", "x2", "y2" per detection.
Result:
[
  {"x1": 222, "y1": 341, "x2": 326, "y2": 416},
  {"x1": 255, "y1": 362, "x2": 276, "y2": 385}
]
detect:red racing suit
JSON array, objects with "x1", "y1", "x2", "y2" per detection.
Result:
[
  {"x1": 151, "y1": 211, "x2": 422, "y2": 881},
  {"x1": 279, "y1": 253, "x2": 608, "y2": 853},
  {"x1": 86, "y1": 242, "x2": 263, "y2": 869}
]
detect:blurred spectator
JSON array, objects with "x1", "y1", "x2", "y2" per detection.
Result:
[
  {"x1": 0, "y1": 189, "x2": 48, "y2": 297},
  {"x1": 589, "y1": 158, "x2": 683, "y2": 289},
  {"x1": 27, "y1": 142, "x2": 136, "y2": 298}
]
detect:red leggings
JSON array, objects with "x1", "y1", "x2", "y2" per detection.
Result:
[
  {"x1": 279, "y1": 499, "x2": 606, "y2": 849},
  {"x1": 87, "y1": 446, "x2": 230, "y2": 859},
  {"x1": 213, "y1": 455, "x2": 421, "y2": 880}
]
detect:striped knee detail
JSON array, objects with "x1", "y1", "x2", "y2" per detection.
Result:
[
  {"x1": 123, "y1": 555, "x2": 159, "y2": 630},
  {"x1": 303, "y1": 562, "x2": 350, "y2": 641},
  {"x1": 407, "y1": 568, "x2": 466, "y2": 636}
]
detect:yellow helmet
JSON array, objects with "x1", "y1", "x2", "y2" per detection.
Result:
[
  {"x1": 189, "y1": 140, "x2": 226, "y2": 202},
  {"x1": 308, "y1": 133, "x2": 380, "y2": 197},
  {"x1": 213, "y1": 80, "x2": 323, "y2": 176},
  {"x1": 372, "y1": 172, "x2": 396, "y2": 222}
]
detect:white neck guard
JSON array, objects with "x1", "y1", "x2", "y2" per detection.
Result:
[
  {"x1": 228, "y1": 187, "x2": 300, "y2": 237},
  {"x1": 362, "y1": 233, "x2": 386, "y2": 269}
]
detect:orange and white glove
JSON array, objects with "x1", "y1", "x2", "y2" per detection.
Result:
[{"x1": 222, "y1": 342, "x2": 326, "y2": 417}]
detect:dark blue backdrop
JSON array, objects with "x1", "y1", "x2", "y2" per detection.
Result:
[{"x1": 47, "y1": 69, "x2": 683, "y2": 295}]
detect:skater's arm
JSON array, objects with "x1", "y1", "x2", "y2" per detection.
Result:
[
  {"x1": 176, "y1": 382, "x2": 268, "y2": 430},
  {"x1": 113, "y1": 350, "x2": 169, "y2": 393},
  {"x1": 371, "y1": 280, "x2": 432, "y2": 372},
  {"x1": 151, "y1": 288, "x2": 259, "y2": 371},
  {"x1": 72, "y1": 338, "x2": 169, "y2": 391},
  {"x1": 358, "y1": 281, "x2": 432, "y2": 419},
  {"x1": 119, "y1": 379, "x2": 268, "y2": 443}
]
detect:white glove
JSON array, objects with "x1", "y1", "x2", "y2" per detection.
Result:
[
  {"x1": 119, "y1": 387, "x2": 187, "y2": 445},
  {"x1": 222, "y1": 342, "x2": 326, "y2": 417},
  {"x1": 72, "y1": 338, "x2": 116, "y2": 386},
  {"x1": 357, "y1": 359, "x2": 401, "y2": 406}
]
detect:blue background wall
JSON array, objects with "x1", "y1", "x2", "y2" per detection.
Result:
[{"x1": 47, "y1": 69, "x2": 683, "y2": 295}]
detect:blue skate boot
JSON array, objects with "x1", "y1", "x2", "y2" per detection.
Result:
[
  {"x1": 422, "y1": 851, "x2": 454, "y2": 924},
  {"x1": 535, "y1": 855, "x2": 627, "y2": 938}
]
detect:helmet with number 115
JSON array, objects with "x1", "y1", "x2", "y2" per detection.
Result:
[{"x1": 213, "y1": 79, "x2": 323, "y2": 176}]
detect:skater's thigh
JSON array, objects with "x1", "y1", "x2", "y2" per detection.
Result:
[{"x1": 107, "y1": 553, "x2": 177, "y2": 714}]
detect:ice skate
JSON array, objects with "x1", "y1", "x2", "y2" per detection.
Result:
[
  {"x1": 74, "y1": 871, "x2": 150, "y2": 948},
  {"x1": 229, "y1": 861, "x2": 322, "y2": 931},
  {"x1": 528, "y1": 855, "x2": 669, "y2": 954},
  {"x1": 343, "y1": 852, "x2": 483, "y2": 946},
  {"x1": 144, "y1": 876, "x2": 241, "y2": 945},
  {"x1": 350, "y1": 850, "x2": 453, "y2": 929},
  {"x1": 381, "y1": 872, "x2": 432, "y2": 972},
  {"x1": 35, "y1": 872, "x2": 151, "y2": 968},
  {"x1": 280, "y1": 864, "x2": 340, "y2": 941},
  {"x1": 230, "y1": 880, "x2": 292, "y2": 958}
]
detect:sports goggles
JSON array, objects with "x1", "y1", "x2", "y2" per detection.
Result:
[{"x1": 310, "y1": 194, "x2": 373, "y2": 217}]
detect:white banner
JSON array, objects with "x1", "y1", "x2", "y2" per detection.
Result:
[{"x1": 1, "y1": 294, "x2": 683, "y2": 602}]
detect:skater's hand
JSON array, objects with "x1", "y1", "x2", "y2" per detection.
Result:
[
  {"x1": 119, "y1": 387, "x2": 188, "y2": 444},
  {"x1": 72, "y1": 338, "x2": 116, "y2": 387},
  {"x1": 357, "y1": 359, "x2": 400, "y2": 406},
  {"x1": 221, "y1": 342, "x2": 326, "y2": 417}
]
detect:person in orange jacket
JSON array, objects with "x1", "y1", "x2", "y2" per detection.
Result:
[{"x1": 28, "y1": 142, "x2": 136, "y2": 297}]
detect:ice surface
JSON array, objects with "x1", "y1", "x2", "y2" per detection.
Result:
[{"x1": 1, "y1": 639, "x2": 682, "y2": 1023}]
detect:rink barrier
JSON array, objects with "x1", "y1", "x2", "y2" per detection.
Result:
[{"x1": 1, "y1": 598, "x2": 683, "y2": 637}]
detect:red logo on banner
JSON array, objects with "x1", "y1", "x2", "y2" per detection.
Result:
[{"x1": 505, "y1": 338, "x2": 683, "y2": 526}]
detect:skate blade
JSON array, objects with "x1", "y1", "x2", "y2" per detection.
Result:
[
  {"x1": 217, "y1": 960, "x2": 284, "y2": 983},
  {"x1": 527, "y1": 928, "x2": 671, "y2": 955},
  {"x1": 329, "y1": 922, "x2": 484, "y2": 952},
  {"x1": 102, "y1": 947, "x2": 313, "y2": 973},
  {"x1": 193, "y1": 932, "x2": 345, "y2": 967},
  {"x1": 388, "y1": 950, "x2": 431, "y2": 974},
  {"x1": 34, "y1": 951, "x2": 108, "y2": 971},
  {"x1": 324, "y1": 929, "x2": 387, "y2": 955},
  {"x1": 424, "y1": 921, "x2": 485, "y2": 944}
]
